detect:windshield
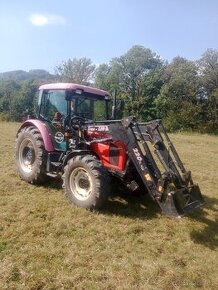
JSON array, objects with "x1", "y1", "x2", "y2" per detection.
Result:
[
  {"x1": 71, "y1": 95, "x2": 108, "y2": 121},
  {"x1": 38, "y1": 89, "x2": 110, "y2": 122}
]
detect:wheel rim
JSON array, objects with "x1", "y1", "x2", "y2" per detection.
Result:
[
  {"x1": 19, "y1": 138, "x2": 36, "y2": 173},
  {"x1": 69, "y1": 167, "x2": 92, "y2": 200}
]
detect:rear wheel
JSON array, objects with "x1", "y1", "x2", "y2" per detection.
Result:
[
  {"x1": 15, "y1": 126, "x2": 48, "y2": 184},
  {"x1": 63, "y1": 155, "x2": 110, "y2": 210}
]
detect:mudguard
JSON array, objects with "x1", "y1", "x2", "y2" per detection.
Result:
[{"x1": 17, "y1": 119, "x2": 55, "y2": 152}]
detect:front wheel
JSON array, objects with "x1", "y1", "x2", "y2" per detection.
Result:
[{"x1": 63, "y1": 155, "x2": 110, "y2": 210}]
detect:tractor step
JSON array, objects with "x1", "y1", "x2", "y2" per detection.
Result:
[
  {"x1": 46, "y1": 152, "x2": 63, "y2": 173},
  {"x1": 51, "y1": 162, "x2": 62, "y2": 168}
]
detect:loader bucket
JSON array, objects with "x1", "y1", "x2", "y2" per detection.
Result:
[{"x1": 160, "y1": 185, "x2": 204, "y2": 217}]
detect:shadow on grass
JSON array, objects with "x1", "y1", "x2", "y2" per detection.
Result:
[
  {"x1": 43, "y1": 177, "x2": 160, "y2": 220},
  {"x1": 101, "y1": 191, "x2": 160, "y2": 220},
  {"x1": 42, "y1": 176, "x2": 63, "y2": 190},
  {"x1": 189, "y1": 195, "x2": 218, "y2": 250}
]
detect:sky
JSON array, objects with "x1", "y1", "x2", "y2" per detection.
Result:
[{"x1": 0, "y1": 0, "x2": 217, "y2": 73}]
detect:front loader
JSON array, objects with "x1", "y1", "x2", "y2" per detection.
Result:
[
  {"x1": 107, "y1": 117, "x2": 203, "y2": 216},
  {"x1": 15, "y1": 83, "x2": 203, "y2": 217}
]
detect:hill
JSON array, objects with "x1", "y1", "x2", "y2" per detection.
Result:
[
  {"x1": 0, "y1": 69, "x2": 57, "y2": 121},
  {"x1": 0, "y1": 69, "x2": 55, "y2": 82}
]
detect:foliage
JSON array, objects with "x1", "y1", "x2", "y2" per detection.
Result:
[
  {"x1": 197, "y1": 49, "x2": 218, "y2": 133},
  {"x1": 11, "y1": 81, "x2": 38, "y2": 121},
  {"x1": 0, "y1": 70, "x2": 55, "y2": 122},
  {"x1": 0, "y1": 46, "x2": 217, "y2": 132},
  {"x1": 95, "y1": 45, "x2": 163, "y2": 119},
  {"x1": 155, "y1": 57, "x2": 202, "y2": 131},
  {"x1": 0, "y1": 80, "x2": 21, "y2": 119},
  {"x1": 0, "y1": 80, "x2": 38, "y2": 121}
]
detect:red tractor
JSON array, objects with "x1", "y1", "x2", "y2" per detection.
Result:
[{"x1": 15, "y1": 83, "x2": 203, "y2": 216}]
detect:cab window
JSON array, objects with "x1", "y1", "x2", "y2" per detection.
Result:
[
  {"x1": 71, "y1": 97, "x2": 107, "y2": 121},
  {"x1": 93, "y1": 99, "x2": 107, "y2": 120},
  {"x1": 40, "y1": 90, "x2": 67, "y2": 121}
]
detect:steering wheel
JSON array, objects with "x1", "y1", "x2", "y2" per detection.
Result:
[
  {"x1": 64, "y1": 115, "x2": 94, "y2": 128},
  {"x1": 65, "y1": 115, "x2": 86, "y2": 129},
  {"x1": 70, "y1": 115, "x2": 86, "y2": 124}
]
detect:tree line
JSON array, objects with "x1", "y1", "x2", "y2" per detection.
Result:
[{"x1": 0, "y1": 46, "x2": 217, "y2": 133}]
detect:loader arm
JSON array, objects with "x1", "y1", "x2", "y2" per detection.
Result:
[{"x1": 109, "y1": 117, "x2": 203, "y2": 217}]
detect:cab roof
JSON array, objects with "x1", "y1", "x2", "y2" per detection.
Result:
[{"x1": 39, "y1": 83, "x2": 110, "y2": 98}]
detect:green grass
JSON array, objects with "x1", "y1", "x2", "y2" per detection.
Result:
[{"x1": 0, "y1": 122, "x2": 217, "y2": 290}]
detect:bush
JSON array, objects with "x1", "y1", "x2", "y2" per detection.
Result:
[{"x1": 0, "y1": 112, "x2": 10, "y2": 121}]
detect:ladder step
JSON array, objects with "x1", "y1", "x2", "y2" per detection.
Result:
[{"x1": 51, "y1": 162, "x2": 62, "y2": 167}]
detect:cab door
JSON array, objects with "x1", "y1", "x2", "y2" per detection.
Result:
[{"x1": 39, "y1": 89, "x2": 67, "y2": 151}]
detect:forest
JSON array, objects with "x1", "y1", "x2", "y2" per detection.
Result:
[{"x1": 0, "y1": 45, "x2": 217, "y2": 133}]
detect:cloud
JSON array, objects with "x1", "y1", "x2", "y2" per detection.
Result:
[{"x1": 29, "y1": 13, "x2": 66, "y2": 26}]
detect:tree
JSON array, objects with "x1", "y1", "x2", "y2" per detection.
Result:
[
  {"x1": 0, "y1": 80, "x2": 20, "y2": 119},
  {"x1": 198, "y1": 49, "x2": 218, "y2": 132},
  {"x1": 95, "y1": 45, "x2": 163, "y2": 119},
  {"x1": 55, "y1": 57, "x2": 96, "y2": 85},
  {"x1": 95, "y1": 63, "x2": 119, "y2": 92},
  {"x1": 140, "y1": 68, "x2": 164, "y2": 121},
  {"x1": 198, "y1": 49, "x2": 218, "y2": 93},
  {"x1": 10, "y1": 81, "x2": 38, "y2": 121},
  {"x1": 155, "y1": 57, "x2": 201, "y2": 131}
]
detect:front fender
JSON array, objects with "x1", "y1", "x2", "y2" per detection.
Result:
[
  {"x1": 17, "y1": 119, "x2": 55, "y2": 152},
  {"x1": 63, "y1": 150, "x2": 91, "y2": 167}
]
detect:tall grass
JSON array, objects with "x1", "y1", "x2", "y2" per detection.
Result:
[{"x1": 0, "y1": 122, "x2": 217, "y2": 290}]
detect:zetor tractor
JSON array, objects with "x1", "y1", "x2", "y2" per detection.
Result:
[{"x1": 15, "y1": 83, "x2": 203, "y2": 217}]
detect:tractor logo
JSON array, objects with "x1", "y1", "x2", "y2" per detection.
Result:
[
  {"x1": 55, "y1": 132, "x2": 64, "y2": 143},
  {"x1": 88, "y1": 125, "x2": 109, "y2": 132}
]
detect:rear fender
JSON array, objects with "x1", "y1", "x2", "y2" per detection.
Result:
[{"x1": 17, "y1": 119, "x2": 55, "y2": 152}]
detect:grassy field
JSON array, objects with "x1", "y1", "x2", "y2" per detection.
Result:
[{"x1": 0, "y1": 122, "x2": 217, "y2": 290}]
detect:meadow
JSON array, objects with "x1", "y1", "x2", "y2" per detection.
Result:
[{"x1": 0, "y1": 122, "x2": 217, "y2": 290}]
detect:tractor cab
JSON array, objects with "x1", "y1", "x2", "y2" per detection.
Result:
[
  {"x1": 36, "y1": 83, "x2": 111, "y2": 150},
  {"x1": 37, "y1": 83, "x2": 111, "y2": 122}
]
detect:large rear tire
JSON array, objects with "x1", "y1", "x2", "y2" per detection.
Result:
[
  {"x1": 63, "y1": 155, "x2": 110, "y2": 210},
  {"x1": 15, "y1": 126, "x2": 48, "y2": 184}
]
